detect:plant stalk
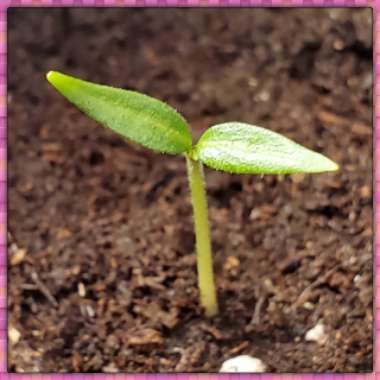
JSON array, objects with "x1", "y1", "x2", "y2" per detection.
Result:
[{"x1": 186, "y1": 157, "x2": 218, "y2": 317}]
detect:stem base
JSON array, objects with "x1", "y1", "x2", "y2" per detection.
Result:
[{"x1": 186, "y1": 157, "x2": 218, "y2": 317}]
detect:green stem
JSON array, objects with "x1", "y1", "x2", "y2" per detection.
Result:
[{"x1": 186, "y1": 157, "x2": 218, "y2": 317}]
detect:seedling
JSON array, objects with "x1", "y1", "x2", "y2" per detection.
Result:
[{"x1": 46, "y1": 71, "x2": 339, "y2": 317}]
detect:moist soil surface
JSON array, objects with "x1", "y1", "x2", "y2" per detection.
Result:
[{"x1": 8, "y1": 8, "x2": 373, "y2": 372}]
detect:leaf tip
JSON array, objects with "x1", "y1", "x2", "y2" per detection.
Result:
[
  {"x1": 46, "y1": 71, "x2": 68, "y2": 89},
  {"x1": 322, "y1": 157, "x2": 340, "y2": 173},
  {"x1": 331, "y1": 161, "x2": 340, "y2": 172},
  {"x1": 46, "y1": 70, "x2": 57, "y2": 83}
]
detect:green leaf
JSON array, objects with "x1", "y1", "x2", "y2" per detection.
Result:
[
  {"x1": 46, "y1": 71, "x2": 192, "y2": 154},
  {"x1": 193, "y1": 122, "x2": 339, "y2": 174}
]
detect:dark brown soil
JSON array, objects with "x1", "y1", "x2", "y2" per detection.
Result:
[{"x1": 8, "y1": 8, "x2": 373, "y2": 373}]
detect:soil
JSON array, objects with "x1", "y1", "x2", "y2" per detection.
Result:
[{"x1": 7, "y1": 8, "x2": 373, "y2": 373}]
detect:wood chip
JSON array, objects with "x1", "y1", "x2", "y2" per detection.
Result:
[
  {"x1": 56, "y1": 228, "x2": 72, "y2": 239},
  {"x1": 10, "y1": 249, "x2": 26, "y2": 266},
  {"x1": 317, "y1": 110, "x2": 371, "y2": 137},
  {"x1": 127, "y1": 328, "x2": 163, "y2": 346},
  {"x1": 317, "y1": 110, "x2": 348, "y2": 126},
  {"x1": 360, "y1": 185, "x2": 371, "y2": 198},
  {"x1": 352, "y1": 122, "x2": 371, "y2": 136},
  {"x1": 224, "y1": 256, "x2": 240, "y2": 272}
]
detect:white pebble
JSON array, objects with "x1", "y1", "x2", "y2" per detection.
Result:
[
  {"x1": 305, "y1": 323, "x2": 327, "y2": 345},
  {"x1": 220, "y1": 355, "x2": 267, "y2": 373},
  {"x1": 354, "y1": 274, "x2": 362, "y2": 284}
]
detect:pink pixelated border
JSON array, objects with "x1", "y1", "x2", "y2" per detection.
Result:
[{"x1": 0, "y1": 0, "x2": 376, "y2": 379}]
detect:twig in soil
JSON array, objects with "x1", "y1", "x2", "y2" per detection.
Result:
[
  {"x1": 294, "y1": 267, "x2": 337, "y2": 308},
  {"x1": 202, "y1": 324, "x2": 224, "y2": 340},
  {"x1": 227, "y1": 341, "x2": 250, "y2": 355},
  {"x1": 20, "y1": 283, "x2": 38, "y2": 290},
  {"x1": 174, "y1": 342, "x2": 206, "y2": 372},
  {"x1": 30, "y1": 271, "x2": 58, "y2": 307},
  {"x1": 251, "y1": 296, "x2": 266, "y2": 325}
]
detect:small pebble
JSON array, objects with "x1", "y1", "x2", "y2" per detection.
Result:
[
  {"x1": 248, "y1": 77, "x2": 258, "y2": 87},
  {"x1": 78, "y1": 282, "x2": 86, "y2": 297},
  {"x1": 349, "y1": 256, "x2": 357, "y2": 265},
  {"x1": 102, "y1": 363, "x2": 119, "y2": 373},
  {"x1": 303, "y1": 302, "x2": 315, "y2": 310},
  {"x1": 9, "y1": 326, "x2": 21, "y2": 344},
  {"x1": 258, "y1": 91, "x2": 270, "y2": 102},
  {"x1": 305, "y1": 323, "x2": 327, "y2": 345},
  {"x1": 220, "y1": 355, "x2": 267, "y2": 373},
  {"x1": 224, "y1": 256, "x2": 240, "y2": 272},
  {"x1": 86, "y1": 305, "x2": 95, "y2": 318},
  {"x1": 354, "y1": 274, "x2": 362, "y2": 284}
]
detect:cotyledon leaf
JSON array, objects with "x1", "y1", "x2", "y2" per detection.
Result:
[
  {"x1": 46, "y1": 71, "x2": 192, "y2": 154},
  {"x1": 193, "y1": 122, "x2": 339, "y2": 174}
]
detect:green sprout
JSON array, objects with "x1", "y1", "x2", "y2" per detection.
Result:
[{"x1": 46, "y1": 71, "x2": 339, "y2": 317}]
